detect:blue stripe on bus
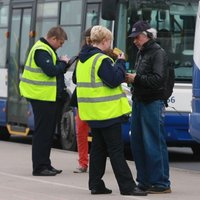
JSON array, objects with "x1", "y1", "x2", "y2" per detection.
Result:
[
  {"x1": 192, "y1": 62, "x2": 200, "y2": 97},
  {"x1": 121, "y1": 112, "x2": 192, "y2": 145}
]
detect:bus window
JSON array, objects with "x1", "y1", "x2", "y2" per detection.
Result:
[
  {"x1": 115, "y1": 1, "x2": 198, "y2": 82},
  {"x1": 85, "y1": 3, "x2": 100, "y2": 28},
  {"x1": 60, "y1": 0, "x2": 82, "y2": 25},
  {"x1": 99, "y1": 15, "x2": 112, "y2": 30},
  {"x1": 0, "y1": 4, "x2": 8, "y2": 68},
  {"x1": 60, "y1": 0, "x2": 82, "y2": 57},
  {"x1": 35, "y1": 2, "x2": 58, "y2": 41},
  {"x1": 20, "y1": 8, "x2": 31, "y2": 71},
  {"x1": 9, "y1": 9, "x2": 21, "y2": 89},
  {"x1": 85, "y1": 2, "x2": 112, "y2": 36},
  {"x1": 8, "y1": 7, "x2": 32, "y2": 99},
  {"x1": 169, "y1": 2, "x2": 197, "y2": 81}
]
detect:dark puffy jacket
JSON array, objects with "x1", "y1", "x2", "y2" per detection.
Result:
[{"x1": 132, "y1": 39, "x2": 168, "y2": 103}]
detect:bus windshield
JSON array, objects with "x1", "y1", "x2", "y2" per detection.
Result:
[{"x1": 115, "y1": 0, "x2": 198, "y2": 83}]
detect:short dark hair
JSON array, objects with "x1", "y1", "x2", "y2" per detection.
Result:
[
  {"x1": 84, "y1": 27, "x2": 92, "y2": 37},
  {"x1": 81, "y1": 27, "x2": 93, "y2": 46},
  {"x1": 47, "y1": 26, "x2": 68, "y2": 40}
]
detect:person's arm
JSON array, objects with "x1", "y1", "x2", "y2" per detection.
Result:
[
  {"x1": 34, "y1": 49, "x2": 68, "y2": 77},
  {"x1": 98, "y1": 57, "x2": 126, "y2": 88}
]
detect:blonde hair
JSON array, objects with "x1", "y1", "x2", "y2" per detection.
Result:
[{"x1": 90, "y1": 25, "x2": 113, "y2": 44}]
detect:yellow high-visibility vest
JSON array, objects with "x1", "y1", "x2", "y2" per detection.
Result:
[
  {"x1": 76, "y1": 53, "x2": 131, "y2": 121},
  {"x1": 19, "y1": 40, "x2": 57, "y2": 101}
]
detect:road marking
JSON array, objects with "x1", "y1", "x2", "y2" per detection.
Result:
[
  {"x1": 0, "y1": 171, "x2": 150, "y2": 200},
  {"x1": 0, "y1": 185, "x2": 72, "y2": 200},
  {"x1": 0, "y1": 171, "x2": 86, "y2": 191}
]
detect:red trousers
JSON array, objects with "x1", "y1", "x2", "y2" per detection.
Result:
[{"x1": 75, "y1": 111, "x2": 89, "y2": 168}]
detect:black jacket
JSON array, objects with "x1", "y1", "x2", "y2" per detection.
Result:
[{"x1": 132, "y1": 39, "x2": 168, "y2": 103}]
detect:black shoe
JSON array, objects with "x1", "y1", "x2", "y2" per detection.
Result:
[
  {"x1": 91, "y1": 188, "x2": 112, "y2": 195},
  {"x1": 147, "y1": 186, "x2": 171, "y2": 194},
  {"x1": 121, "y1": 187, "x2": 148, "y2": 196},
  {"x1": 32, "y1": 169, "x2": 57, "y2": 176},
  {"x1": 49, "y1": 166, "x2": 62, "y2": 174},
  {"x1": 138, "y1": 184, "x2": 150, "y2": 191}
]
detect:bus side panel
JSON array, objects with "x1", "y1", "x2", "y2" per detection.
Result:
[
  {"x1": 190, "y1": 62, "x2": 200, "y2": 143},
  {"x1": 0, "y1": 98, "x2": 6, "y2": 127},
  {"x1": 190, "y1": 112, "x2": 200, "y2": 143},
  {"x1": 192, "y1": 63, "x2": 200, "y2": 97},
  {"x1": 164, "y1": 112, "x2": 193, "y2": 144},
  {"x1": 0, "y1": 68, "x2": 7, "y2": 127},
  {"x1": 27, "y1": 102, "x2": 35, "y2": 131},
  {"x1": 190, "y1": 0, "x2": 200, "y2": 143},
  {"x1": 121, "y1": 118, "x2": 131, "y2": 144},
  {"x1": 121, "y1": 113, "x2": 192, "y2": 146}
]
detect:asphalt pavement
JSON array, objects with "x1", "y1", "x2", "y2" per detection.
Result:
[{"x1": 0, "y1": 141, "x2": 199, "y2": 200}]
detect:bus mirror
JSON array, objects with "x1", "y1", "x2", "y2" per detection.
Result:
[{"x1": 101, "y1": 0, "x2": 117, "y2": 20}]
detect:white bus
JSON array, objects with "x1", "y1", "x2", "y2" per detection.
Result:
[
  {"x1": 101, "y1": 0, "x2": 200, "y2": 155},
  {"x1": 0, "y1": 0, "x2": 200, "y2": 155},
  {"x1": 190, "y1": 0, "x2": 200, "y2": 146}
]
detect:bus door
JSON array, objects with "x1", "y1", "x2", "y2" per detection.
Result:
[{"x1": 6, "y1": 1, "x2": 35, "y2": 136}]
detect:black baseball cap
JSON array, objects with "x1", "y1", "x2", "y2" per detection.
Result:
[{"x1": 128, "y1": 20, "x2": 151, "y2": 38}]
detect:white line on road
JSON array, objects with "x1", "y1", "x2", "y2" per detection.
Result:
[{"x1": 0, "y1": 171, "x2": 150, "y2": 200}]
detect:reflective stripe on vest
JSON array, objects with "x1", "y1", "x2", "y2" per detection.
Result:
[
  {"x1": 76, "y1": 53, "x2": 131, "y2": 121},
  {"x1": 19, "y1": 40, "x2": 57, "y2": 101}
]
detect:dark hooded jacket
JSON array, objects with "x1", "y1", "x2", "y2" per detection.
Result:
[{"x1": 72, "y1": 45, "x2": 129, "y2": 128}]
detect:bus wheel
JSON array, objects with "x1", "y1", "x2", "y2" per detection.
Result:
[
  {"x1": 0, "y1": 127, "x2": 10, "y2": 140},
  {"x1": 60, "y1": 108, "x2": 77, "y2": 151},
  {"x1": 192, "y1": 144, "x2": 200, "y2": 156}
]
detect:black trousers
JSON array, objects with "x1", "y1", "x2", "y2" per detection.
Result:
[
  {"x1": 89, "y1": 123, "x2": 136, "y2": 193},
  {"x1": 30, "y1": 99, "x2": 64, "y2": 172}
]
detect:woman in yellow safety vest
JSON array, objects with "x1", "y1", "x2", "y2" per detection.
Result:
[{"x1": 76, "y1": 25, "x2": 147, "y2": 196}]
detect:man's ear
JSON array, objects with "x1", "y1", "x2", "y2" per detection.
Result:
[
  {"x1": 102, "y1": 38, "x2": 107, "y2": 45},
  {"x1": 52, "y1": 36, "x2": 57, "y2": 41}
]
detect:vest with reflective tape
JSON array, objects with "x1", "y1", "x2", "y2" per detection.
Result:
[
  {"x1": 19, "y1": 40, "x2": 57, "y2": 101},
  {"x1": 76, "y1": 53, "x2": 131, "y2": 121}
]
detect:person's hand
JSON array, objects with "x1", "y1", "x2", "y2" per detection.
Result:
[
  {"x1": 125, "y1": 73, "x2": 136, "y2": 83},
  {"x1": 60, "y1": 55, "x2": 70, "y2": 64},
  {"x1": 117, "y1": 52, "x2": 125, "y2": 60}
]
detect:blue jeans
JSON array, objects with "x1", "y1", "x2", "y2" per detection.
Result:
[{"x1": 131, "y1": 99, "x2": 170, "y2": 188}]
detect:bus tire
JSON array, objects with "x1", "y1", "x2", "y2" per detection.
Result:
[
  {"x1": 191, "y1": 144, "x2": 200, "y2": 156},
  {"x1": 60, "y1": 108, "x2": 77, "y2": 151},
  {"x1": 0, "y1": 127, "x2": 10, "y2": 140}
]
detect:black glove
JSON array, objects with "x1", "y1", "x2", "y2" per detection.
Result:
[{"x1": 69, "y1": 56, "x2": 79, "y2": 66}]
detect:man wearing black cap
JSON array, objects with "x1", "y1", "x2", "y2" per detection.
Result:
[{"x1": 126, "y1": 20, "x2": 171, "y2": 194}]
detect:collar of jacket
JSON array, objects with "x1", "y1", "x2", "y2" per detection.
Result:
[
  {"x1": 140, "y1": 39, "x2": 156, "y2": 52},
  {"x1": 40, "y1": 37, "x2": 56, "y2": 52}
]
